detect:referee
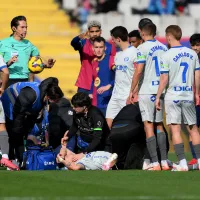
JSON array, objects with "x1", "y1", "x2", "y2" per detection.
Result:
[{"x1": 0, "y1": 16, "x2": 55, "y2": 86}]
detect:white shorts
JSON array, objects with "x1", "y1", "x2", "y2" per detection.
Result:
[
  {"x1": 0, "y1": 101, "x2": 5, "y2": 123},
  {"x1": 165, "y1": 100, "x2": 196, "y2": 125},
  {"x1": 76, "y1": 151, "x2": 112, "y2": 170},
  {"x1": 106, "y1": 96, "x2": 126, "y2": 119},
  {"x1": 138, "y1": 94, "x2": 164, "y2": 123}
]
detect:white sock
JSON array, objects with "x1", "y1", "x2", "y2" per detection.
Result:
[
  {"x1": 144, "y1": 159, "x2": 150, "y2": 164},
  {"x1": 2, "y1": 154, "x2": 8, "y2": 159},
  {"x1": 180, "y1": 159, "x2": 188, "y2": 168},
  {"x1": 161, "y1": 160, "x2": 167, "y2": 166},
  {"x1": 197, "y1": 159, "x2": 200, "y2": 166},
  {"x1": 152, "y1": 161, "x2": 159, "y2": 166}
]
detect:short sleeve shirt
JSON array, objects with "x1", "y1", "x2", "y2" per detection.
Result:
[
  {"x1": 160, "y1": 46, "x2": 200, "y2": 100},
  {"x1": 136, "y1": 40, "x2": 168, "y2": 94},
  {"x1": 0, "y1": 36, "x2": 39, "y2": 79},
  {"x1": 112, "y1": 46, "x2": 137, "y2": 99}
]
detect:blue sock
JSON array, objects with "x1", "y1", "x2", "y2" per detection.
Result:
[{"x1": 189, "y1": 141, "x2": 197, "y2": 159}]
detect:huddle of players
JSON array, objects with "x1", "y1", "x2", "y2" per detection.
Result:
[
  {"x1": 72, "y1": 17, "x2": 200, "y2": 171},
  {"x1": 110, "y1": 19, "x2": 200, "y2": 171}
]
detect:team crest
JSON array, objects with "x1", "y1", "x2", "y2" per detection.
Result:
[
  {"x1": 94, "y1": 77, "x2": 101, "y2": 87},
  {"x1": 150, "y1": 95, "x2": 156, "y2": 102},
  {"x1": 124, "y1": 57, "x2": 129, "y2": 62}
]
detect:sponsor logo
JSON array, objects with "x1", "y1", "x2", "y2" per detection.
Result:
[
  {"x1": 116, "y1": 65, "x2": 128, "y2": 72},
  {"x1": 174, "y1": 86, "x2": 192, "y2": 91},
  {"x1": 68, "y1": 110, "x2": 73, "y2": 115},
  {"x1": 152, "y1": 81, "x2": 159, "y2": 86},
  {"x1": 97, "y1": 121, "x2": 102, "y2": 127},
  {"x1": 183, "y1": 100, "x2": 193, "y2": 103},
  {"x1": 44, "y1": 161, "x2": 55, "y2": 166}
]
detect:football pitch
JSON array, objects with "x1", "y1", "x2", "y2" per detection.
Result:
[{"x1": 0, "y1": 153, "x2": 200, "y2": 200}]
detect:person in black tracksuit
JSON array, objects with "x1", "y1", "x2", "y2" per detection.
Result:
[
  {"x1": 1, "y1": 77, "x2": 64, "y2": 164},
  {"x1": 66, "y1": 92, "x2": 110, "y2": 156},
  {"x1": 48, "y1": 97, "x2": 74, "y2": 153}
]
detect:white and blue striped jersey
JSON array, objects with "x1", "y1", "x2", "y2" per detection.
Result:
[
  {"x1": 137, "y1": 39, "x2": 168, "y2": 94},
  {"x1": 160, "y1": 46, "x2": 200, "y2": 100},
  {"x1": 112, "y1": 46, "x2": 137, "y2": 99}
]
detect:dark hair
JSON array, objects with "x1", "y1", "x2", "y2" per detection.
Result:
[
  {"x1": 71, "y1": 92, "x2": 91, "y2": 108},
  {"x1": 128, "y1": 30, "x2": 142, "y2": 40},
  {"x1": 93, "y1": 36, "x2": 106, "y2": 44},
  {"x1": 138, "y1": 18, "x2": 152, "y2": 30},
  {"x1": 165, "y1": 25, "x2": 182, "y2": 41},
  {"x1": 46, "y1": 85, "x2": 64, "y2": 100},
  {"x1": 190, "y1": 34, "x2": 200, "y2": 46},
  {"x1": 10, "y1": 16, "x2": 27, "y2": 36},
  {"x1": 110, "y1": 26, "x2": 128, "y2": 42},
  {"x1": 11, "y1": 16, "x2": 26, "y2": 30},
  {"x1": 141, "y1": 23, "x2": 157, "y2": 36}
]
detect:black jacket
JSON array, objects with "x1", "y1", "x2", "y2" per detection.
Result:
[
  {"x1": 68, "y1": 106, "x2": 110, "y2": 153},
  {"x1": 48, "y1": 98, "x2": 73, "y2": 148},
  {"x1": 11, "y1": 77, "x2": 58, "y2": 136}
]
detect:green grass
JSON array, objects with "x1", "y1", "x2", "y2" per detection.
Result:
[{"x1": 0, "y1": 153, "x2": 198, "y2": 200}]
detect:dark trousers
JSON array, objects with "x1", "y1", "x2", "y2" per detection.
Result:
[{"x1": 7, "y1": 78, "x2": 28, "y2": 88}]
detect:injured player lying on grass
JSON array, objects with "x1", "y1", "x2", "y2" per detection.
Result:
[{"x1": 56, "y1": 135, "x2": 118, "y2": 171}]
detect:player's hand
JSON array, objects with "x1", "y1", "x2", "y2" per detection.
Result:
[
  {"x1": 59, "y1": 148, "x2": 67, "y2": 160},
  {"x1": 89, "y1": 94, "x2": 93, "y2": 99},
  {"x1": 127, "y1": 91, "x2": 134, "y2": 105},
  {"x1": 79, "y1": 31, "x2": 88, "y2": 39},
  {"x1": 195, "y1": 94, "x2": 200, "y2": 106},
  {"x1": 45, "y1": 58, "x2": 56, "y2": 68},
  {"x1": 56, "y1": 154, "x2": 65, "y2": 163},
  {"x1": 155, "y1": 98, "x2": 161, "y2": 110},
  {"x1": 97, "y1": 85, "x2": 111, "y2": 94},
  {"x1": 0, "y1": 88, "x2": 4, "y2": 97},
  {"x1": 61, "y1": 131, "x2": 69, "y2": 146},
  {"x1": 7, "y1": 56, "x2": 18, "y2": 66}
]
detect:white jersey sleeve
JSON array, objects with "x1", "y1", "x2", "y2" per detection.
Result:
[
  {"x1": 160, "y1": 46, "x2": 200, "y2": 100},
  {"x1": 137, "y1": 40, "x2": 168, "y2": 94},
  {"x1": 112, "y1": 46, "x2": 137, "y2": 99},
  {"x1": 0, "y1": 55, "x2": 6, "y2": 71}
]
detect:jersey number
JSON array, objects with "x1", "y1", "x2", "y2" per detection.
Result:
[
  {"x1": 152, "y1": 56, "x2": 160, "y2": 77},
  {"x1": 180, "y1": 62, "x2": 188, "y2": 83}
]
